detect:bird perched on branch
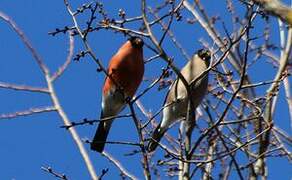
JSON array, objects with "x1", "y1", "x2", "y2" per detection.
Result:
[
  {"x1": 91, "y1": 36, "x2": 144, "y2": 153},
  {"x1": 148, "y1": 49, "x2": 211, "y2": 152}
]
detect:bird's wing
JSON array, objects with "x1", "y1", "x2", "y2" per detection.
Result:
[{"x1": 101, "y1": 86, "x2": 127, "y2": 118}]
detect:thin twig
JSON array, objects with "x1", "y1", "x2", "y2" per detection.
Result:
[
  {"x1": 102, "y1": 151, "x2": 138, "y2": 180},
  {"x1": 0, "y1": 82, "x2": 49, "y2": 94},
  {"x1": 51, "y1": 31, "x2": 75, "y2": 81},
  {"x1": 0, "y1": 106, "x2": 56, "y2": 119}
]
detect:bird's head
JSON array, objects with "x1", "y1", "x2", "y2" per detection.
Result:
[
  {"x1": 197, "y1": 49, "x2": 211, "y2": 61},
  {"x1": 197, "y1": 48, "x2": 211, "y2": 66},
  {"x1": 129, "y1": 36, "x2": 144, "y2": 48}
]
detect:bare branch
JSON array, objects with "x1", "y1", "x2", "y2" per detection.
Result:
[
  {"x1": 51, "y1": 31, "x2": 75, "y2": 81},
  {"x1": 251, "y1": 0, "x2": 292, "y2": 26},
  {"x1": 0, "y1": 106, "x2": 56, "y2": 120},
  {"x1": 0, "y1": 11, "x2": 49, "y2": 75},
  {"x1": 0, "y1": 82, "x2": 49, "y2": 94},
  {"x1": 41, "y1": 166, "x2": 68, "y2": 180},
  {"x1": 102, "y1": 151, "x2": 138, "y2": 180}
]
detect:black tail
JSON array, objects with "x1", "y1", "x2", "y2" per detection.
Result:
[
  {"x1": 147, "y1": 124, "x2": 166, "y2": 152},
  {"x1": 91, "y1": 112, "x2": 113, "y2": 153}
]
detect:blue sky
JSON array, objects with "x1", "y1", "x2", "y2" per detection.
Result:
[{"x1": 0, "y1": 0, "x2": 291, "y2": 179}]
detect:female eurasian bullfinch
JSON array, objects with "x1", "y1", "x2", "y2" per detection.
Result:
[
  {"x1": 91, "y1": 37, "x2": 144, "y2": 153},
  {"x1": 148, "y1": 49, "x2": 211, "y2": 152}
]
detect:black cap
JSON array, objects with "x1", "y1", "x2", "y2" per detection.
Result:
[{"x1": 129, "y1": 36, "x2": 144, "y2": 48}]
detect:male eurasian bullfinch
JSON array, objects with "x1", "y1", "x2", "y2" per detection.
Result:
[
  {"x1": 148, "y1": 49, "x2": 211, "y2": 152},
  {"x1": 91, "y1": 37, "x2": 144, "y2": 153}
]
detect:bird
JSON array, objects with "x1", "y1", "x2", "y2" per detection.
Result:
[
  {"x1": 147, "y1": 49, "x2": 211, "y2": 152},
  {"x1": 91, "y1": 36, "x2": 144, "y2": 153}
]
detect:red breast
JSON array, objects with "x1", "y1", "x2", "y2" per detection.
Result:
[{"x1": 103, "y1": 39, "x2": 144, "y2": 98}]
